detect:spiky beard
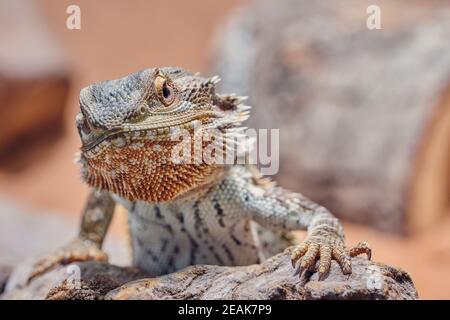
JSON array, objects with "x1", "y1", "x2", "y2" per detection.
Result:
[{"x1": 80, "y1": 139, "x2": 226, "y2": 202}]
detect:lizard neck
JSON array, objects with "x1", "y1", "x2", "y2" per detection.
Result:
[{"x1": 171, "y1": 166, "x2": 230, "y2": 204}]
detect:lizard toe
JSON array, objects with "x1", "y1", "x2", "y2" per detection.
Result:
[
  {"x1": 349, "y1": 241, "x2": 372, "y2": 260},
  {"x1": 332, "y1": 246, "x2": 352, "y2": 275}
]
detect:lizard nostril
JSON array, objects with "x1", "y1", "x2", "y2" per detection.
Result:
[{"x1": 76, "y1": 112, "x2": 92, "y2": 135}]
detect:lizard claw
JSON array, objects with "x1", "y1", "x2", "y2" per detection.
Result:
[
  {"x1": 291, "y1": 237, "x2": 371, "y2": 280},
  {"x1": 292, "y1": 264, "x2": 304, "y2": 277},
  {"x1": 291, "y1": 242, "x2": 308, "y2": 268}
]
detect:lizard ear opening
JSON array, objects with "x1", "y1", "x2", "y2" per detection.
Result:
[{"x1": 214, "y1": 94, "x2": 249, "y2": 111}]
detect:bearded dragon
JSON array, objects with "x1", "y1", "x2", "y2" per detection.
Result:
[{"x1": 17, "y1": 67, "x2": 371, "y2": 287}]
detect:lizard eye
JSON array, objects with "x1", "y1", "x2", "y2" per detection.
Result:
[{"x1": 155, "y1": 75, "x2": 175, "y2": 106}]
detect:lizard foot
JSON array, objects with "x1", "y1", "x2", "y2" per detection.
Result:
[
  {"x1": 29, "y1": 239, "x2": 108, "y2": 282},
  {"x1": 291, "y1": 237, "x2": 371, "y2": 281},
  {"x1": 6, "y1": 238, "x2": 107, "y2": 291}
]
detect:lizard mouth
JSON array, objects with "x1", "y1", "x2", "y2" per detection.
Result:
[{"x1": 78, "y1": 111, "x2": 225, "y2": 155}]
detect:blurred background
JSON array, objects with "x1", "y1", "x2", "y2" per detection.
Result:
[{"x1": 0, "y1": 0, "x2": 449, "y2": 299}]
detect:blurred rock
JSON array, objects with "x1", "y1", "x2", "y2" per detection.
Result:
[
  {"x1": 211, "y1": 0, "x2": 450, "y2": 233},
  {"x1": 2, "y1": 247, "x2": 418, "y2": 300},
  {"x1": 0, "y1": 266, "x2": 11, "y2": 295},
  {"x1": 0, "y1": 0, "x2": 70, "y2": 167}
]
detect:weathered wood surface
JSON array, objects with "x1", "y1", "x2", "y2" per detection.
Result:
[
  {"x1": 2, "y1": 247, "x2": 418, "y2": 300},
  {"x1": 211, "y1": 0, "x2": 450, "y2": 233}
]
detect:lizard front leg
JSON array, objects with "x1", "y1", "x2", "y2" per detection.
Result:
[
  {"x1": 240, "y1": 168, "x2": 371, "y2": 279},
  {"x1": 29, "y1": 189, "x2": 115, "y2": 280},
  {"x1": 7, "y1": 190, "x2": 115, "y2": 289}
]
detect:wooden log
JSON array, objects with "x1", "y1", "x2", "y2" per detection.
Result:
[
  {"x1": 1, "y1": 248, "x2": 418, "y2": 300},
  {"x1": 0, "y1": 0, "x2": 70, "y2": 161},
  {"x1": 211, "y1": 0, "x2": 450, "y2": 233}
]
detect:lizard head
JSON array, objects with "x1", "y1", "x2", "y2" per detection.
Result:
[{"x1": 76, "y1": 67, "x2": 249, "y2": 202}]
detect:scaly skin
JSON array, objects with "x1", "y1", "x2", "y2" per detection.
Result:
[{"x1": 19, "y1": 67, "x2": 370, "y2": 287}]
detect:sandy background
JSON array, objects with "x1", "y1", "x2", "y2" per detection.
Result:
[{"x1": 0, "y1": 0, "x2": 448, "y2": 299}]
